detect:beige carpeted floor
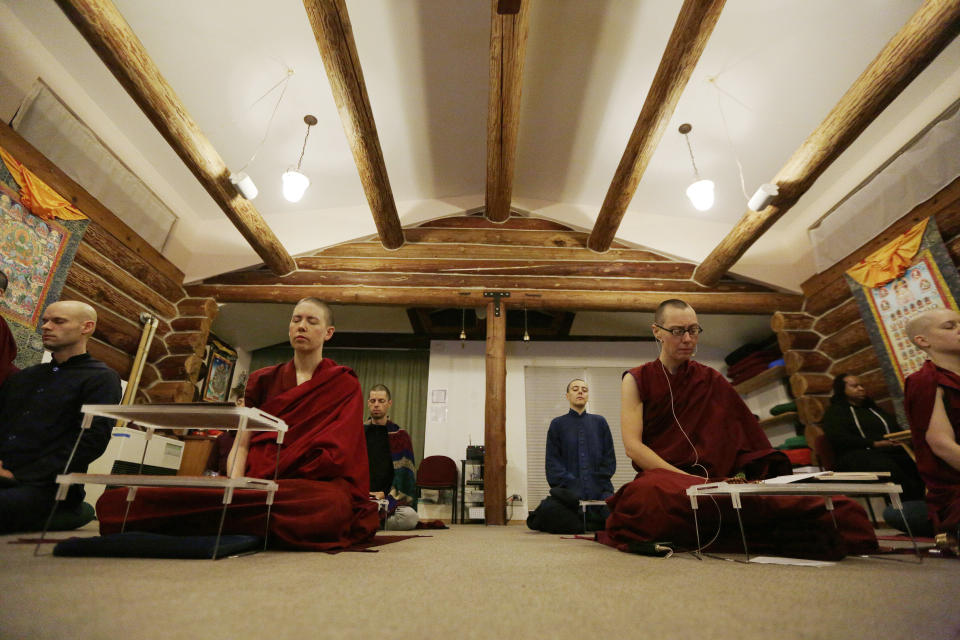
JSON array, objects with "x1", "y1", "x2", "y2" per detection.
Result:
[{"x1": 1, "y1": 523, "x2": 957, "y2": 640}]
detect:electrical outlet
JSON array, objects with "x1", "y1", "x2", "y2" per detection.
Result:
[{"x1": 508, "y1": 494, "x2": 522, "y2": 502}]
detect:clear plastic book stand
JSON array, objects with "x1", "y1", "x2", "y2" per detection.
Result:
[{"x1": 36, "y1": 404, "x2": 288, "y2": 560}]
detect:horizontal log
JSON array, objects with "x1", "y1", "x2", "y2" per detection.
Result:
[
  {"x1": 64, "y1": 266, "x2": 171, "y2": 336},
  {"x1": 418, "y1": 216, "x2": 573, "y2": 231},
  {"x1": 74, "y1": 243, "x2": 178, "y2": 318},
  {"x1": 771, "y1": 311, "x2": 814, "y2": 332},
  {"x1": 819, "y1": 322, "x2": 871, "y2": 360},
  {"x1": 0, "y1": 121, "x2": 184, "y2": 285},
  {"x1": 196, "y1": 271, "x2": 719, "y2": 293},
  {"x1": 60, "y1": 286, "x2": 167, "y2": 361},
  {"x1": 814, "y1": 298, "x2": 861, "y2": 336},
  {"x1": 402, "y1": 228, "x2": 593, "y2": 247},
  {"x1": 801, "y1": 176, "x2": 960, "y2": 296},
  {"x1": 804, "y1": 423, "x2": 824, "y2": 453},
  {"x1": 804, "y1": 276, "x2": 852, "y2": 316},
  {"x1": 829, "y1": 347, "x2": 881, "y2": 376},
  {"x1": 82, "y1": 223, "x2": 184, "y2": 302},
  {"x1": 784, "y1": 350, "x2": 831, "y2": 375},
  {"x1": 165, "y1": 332, "x2": 206, "y2": 356},
  {"x1": 290, "y1": 257, "x2": 706, "y2": 280},
  {"x1": 171, "y1": 316, "x2": 212, "y2": 333},
  {"x1": 143, "y1": 380, "x2": 196, "y2": 403},
  {"x1": 796, "y1": 395, "x2": 829, "y2": 425},
  {"x1": 185, "y1": 284, "x2": 803, "y2": 313},
  {"x1": 87, "y1": 336, "x2": 133, "y2": 379},
  {"x1": 177, "y1": 297, "x2": 219, "y2": 319},
  {"x1": 790, "y1": 372, "x2": 833, "y2": 397},
  {"x1": 155, "y1": 354, "x2": 204, "y2": 382},
  {"x1": 316, "y1": 241, "x2": 668, "y2": 262},
  {"x1": 777, "y1": 330, "x2": 820, "y2": 353}
]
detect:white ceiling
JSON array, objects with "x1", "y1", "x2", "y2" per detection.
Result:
[{"x1": 3, "y1": 0, "x2": 959, "y2": 293}]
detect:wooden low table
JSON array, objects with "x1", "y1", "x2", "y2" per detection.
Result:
[{"x1": 685, "y1": 479, "x2": 918, "y2": 561}]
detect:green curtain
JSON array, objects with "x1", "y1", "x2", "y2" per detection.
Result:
[{"x1": 248, "y1": 346, "x2": 429, "y2": 463}]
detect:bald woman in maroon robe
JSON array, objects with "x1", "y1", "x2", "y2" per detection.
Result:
[
  {"x1": 904, "y1": 308, "x2": 960, "y2": 535},
  {"x1": 0, "y1": 270, "x2": 18, "y2": 386},
  {"x1": 98, "y1": 298, "x2": 379, "y2": 550},
  {"x1": 599, "y1": 300, "x2": 877, "y2": 559}
]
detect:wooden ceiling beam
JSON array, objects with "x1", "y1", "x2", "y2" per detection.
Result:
[
  {"x1": 485, "y1": 0, "x2": 530, "y2": 223},
  {"x1": 55, "y1": 0, "x2": 296, "y2": 276},
  {"x1": 185, "y1": 284, "x2": 802, "y2": 314},
  {"x1": 295, "y1": 256, "x2": 699, "y2": 279},
  {"x1": 693, "y1": 0, "x2": 960, "y2": 287},
  {"x1": 587, "y1": 0, "x2": 725, "y2": 253},
  {"x1": 303, "y1": 0, "x2": 404, "y2": 250},
  {"x1": 316, "y1": 242, "x2": 667, "y2": 261}
]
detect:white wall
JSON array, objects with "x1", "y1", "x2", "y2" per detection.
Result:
[{"x1": 424, "y1": 340, "x2": 733, "y2": 520}]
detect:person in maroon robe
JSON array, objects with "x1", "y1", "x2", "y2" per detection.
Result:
[
  {"x1": 904, "y1": 308, "x2": 960, "y2": 535},
  {"x1": 0, "y1": 269, "x2": 19, "y2": 387},
  {"x1": 97, "y1": 298, "x2": 379, "y2": 550},
  {"x1": 598, "y1": 299, "x2": 877, "y2": 559}
]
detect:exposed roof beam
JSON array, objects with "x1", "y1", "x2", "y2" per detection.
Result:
[
  {"x1": 303, "y1": 0, "x2": 404, "y2": 250},
  {"x1": 693, "y1": 0, "x2": 960, "y2": 287},
  {"x1": 55, "y1": 0, "x2": 297, "y2": 276},
  {"x1": 185, "y1": 284, "x2": 802, "y2": 314},
  {"x1": 485, "y1": 0, "x2": 530, "y2": 222},
  {"x1": 587, "y1": 0, "x2": 725, "y2": 252}
]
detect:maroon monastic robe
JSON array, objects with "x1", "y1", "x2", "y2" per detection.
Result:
[
  {"x1": 598, "y1": 360, "x2": 877, "y2": 559},
  {"x1": 0, "y1": 315, "x2": 18, "y2": 387},
  {"x1": 98, "y1": 358, "x2": 379, "y2": 550},
  {"x1": 904, "y1": 360, "x2": 960, "y2": 532}
]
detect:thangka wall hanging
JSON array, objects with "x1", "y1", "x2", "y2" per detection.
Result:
[
  {"x1": 845, "y1": 218, "x2": 960, "y2": 423},
  {"x1": 0, "y1": 144, "x2": 88, "y2": 368}
]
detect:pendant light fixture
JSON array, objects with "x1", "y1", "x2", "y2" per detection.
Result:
[
  {"x1": 459, "y1": 308, "x2": 467, "y2": 341},
  {"x1": 522, "y1": 307, "x2": 530, "y2": 341},
  {"x1": 679, "y1": 123, "x2": 714, "y2": 212},
  {"x1": 282, "y1": 114, "x2": 317, "y2": 203}
]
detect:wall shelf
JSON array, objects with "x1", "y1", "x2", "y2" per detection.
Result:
[{"x1": 733, "y1": 365, "x2": 786, "y2": 395}]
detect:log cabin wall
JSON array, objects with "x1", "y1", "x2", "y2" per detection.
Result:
[
  {"x1": 776, "y1": 177, "x2": 960, "y2": 435},
  {"x1": 0, "y1": 122, "x2": 217, "y2": 403}
]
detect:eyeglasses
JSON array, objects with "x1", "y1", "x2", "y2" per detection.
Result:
[{"x1": 654, "y1": 323, "x2": 703, "y2": 337}]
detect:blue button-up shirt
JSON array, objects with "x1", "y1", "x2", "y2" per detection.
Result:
[{"x1": 545, "y1": 409, "x2": 616, "y2": 500}]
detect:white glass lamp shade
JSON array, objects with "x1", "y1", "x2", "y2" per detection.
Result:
[
  {"x1": 282, "y1": 169, "x2": 310, "y2": 203},
  {"x1": 686, "y1": 179, "x2": 715, "y2": 211}
]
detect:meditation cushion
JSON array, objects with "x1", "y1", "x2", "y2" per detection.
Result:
[{"x1": 53, "y1": 531, "x2": 263, "y2": 559}]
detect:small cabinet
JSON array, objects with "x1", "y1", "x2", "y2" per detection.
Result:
[{"x1": 460, "y1": 459, "x2": 484, "y2": 524}]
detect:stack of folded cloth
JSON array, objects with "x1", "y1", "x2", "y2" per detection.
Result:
[
  {"x1": 776, "y1": 435, "x2": 812, "y2": 466},
  {"x1": 726, "y1": 349, "x2": 783, "y2": 385}
]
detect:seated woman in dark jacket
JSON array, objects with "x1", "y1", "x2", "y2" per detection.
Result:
[{"x1": 822, "y1": 373, "x2": 924, "y2": 501}]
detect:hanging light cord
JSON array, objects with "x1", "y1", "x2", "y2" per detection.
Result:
[
  {"x1": 296, "y1": 121, "x2": 313, "y2": 171},
  {"x1": 238, "y1": 68, "x2": 294, "y2": 173},
  {"x1": 682, "y1": 133, "x2": 701, "y2": 181},
  {"x1": 708, "y1": 76, "x2": 751, "y2": 201}
]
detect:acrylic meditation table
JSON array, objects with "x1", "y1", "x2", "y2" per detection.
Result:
[
  {"x1": 37, "y1": 403, "x2": 288, "y2": 559},
  {"x1": 685, "y1": 475, "x2": 919, "y2": 561}
]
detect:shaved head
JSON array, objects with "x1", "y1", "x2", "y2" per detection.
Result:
[
  {"x1": 906, "y1": 307, "x2": 960, "y2": 355},
  {"x1": 655, "y1": 299, "x2": 691, "y2": 324},
  {"x1": 57, "y1": 300, "x2": 96, "y2": 322}
]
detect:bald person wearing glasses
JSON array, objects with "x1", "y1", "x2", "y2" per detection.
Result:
[{"x1": 599, "y1": 299, "x2": 877, "y2": 559}]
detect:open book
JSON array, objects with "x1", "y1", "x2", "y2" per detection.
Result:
[{"x1": 762, "y1": 471, "x2": 891, "y2": 485}]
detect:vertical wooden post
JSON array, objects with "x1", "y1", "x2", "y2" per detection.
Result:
[{"x1": 484, "y1": 301, "x2": 507, "y2": 524}]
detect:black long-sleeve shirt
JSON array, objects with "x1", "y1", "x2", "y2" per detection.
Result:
[
  {"x1": 821, "y1": 399, "x2": 897, "y2": 459},
  {"x1": 0, "y1": 353, "x2": 121, "y2": 497}
]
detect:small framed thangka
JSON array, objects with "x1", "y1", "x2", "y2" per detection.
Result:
[{"x1": 201, "y1": 337, "x2": 237, "y2": 403}]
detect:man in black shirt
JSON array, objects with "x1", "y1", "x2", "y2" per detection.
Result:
[{"x1": 0, "y1": 300, "x2": 121, "y2": 533}]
